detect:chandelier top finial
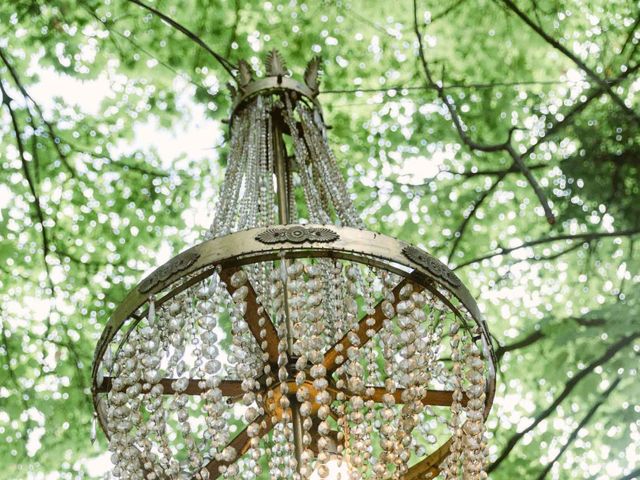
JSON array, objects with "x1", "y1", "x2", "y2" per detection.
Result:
[
  {"x1": 264, "y1": 49, "x2": 288, "y2": 77},
  {"x1": 229, "y1": 50, "x2": 323, "y2": 117}
]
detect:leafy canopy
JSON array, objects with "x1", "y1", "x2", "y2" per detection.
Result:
[{"x1": 0, "y1": 0, "x2": 638, "y2": 478}]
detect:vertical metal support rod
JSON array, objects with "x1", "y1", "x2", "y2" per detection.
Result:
[
  {"x1": 272, "y1": 112, "x2": 304, "y2": 472},
  {"x1": 273, "y1": 117, "x2": 290, "y2": 227}
]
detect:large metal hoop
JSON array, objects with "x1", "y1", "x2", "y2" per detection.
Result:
[{"x1": 92, "y1": 224, "x2": 496, "y2": 479}]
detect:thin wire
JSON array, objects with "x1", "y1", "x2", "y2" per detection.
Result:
[
  {"x1": 126, "y1": 0, "x2": 236, "y2": 77},
  {"x1": 320, "y1": 79, "x2": 585, "y2": 95}
]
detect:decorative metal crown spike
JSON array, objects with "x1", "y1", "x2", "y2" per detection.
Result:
[
  {"x1": 229, "y1": 50, "x2": 322, "y2": 104},
  {"x1": 236, "y1": 59, "x2": 254, "y2": 89},
  {"x1": 265, "y1": 49, "x2": 288, "y2": 76},
  {"x1": 303, "y1": 56, "x2": 322, "y2": 96}
]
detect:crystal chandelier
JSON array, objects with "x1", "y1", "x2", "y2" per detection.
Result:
[{"x1": 92, "y1": 51, "x2": 496, "y2": 480}]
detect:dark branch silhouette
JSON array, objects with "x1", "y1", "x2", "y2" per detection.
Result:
[
  {"x1": 126, "y1": 0, "x2": 236, "y2": 77},
  {"x1": 534, "y1": 377, "x2": 621, "y2": 480},
  {"x1": 0, "y1": 76, "x2": 54, "y2": 296},
  {"x1": 496, "y1": 330, "x2": 545, "y2": 361},
  {"x1": 448, "y1": 173, "x2": 505, "y2": 263},
  {"x1": 413, "y1": 0, "x2": 556, "y2": 225},
  {"x1": 0, "y1": 47, "x2": 76, "y2": 178},
  {"x1": 454, "y1": 229, "x2": 640, "y2": 270},
  {"x1": 499, "y1": 0, "x2": 640, "y2": 123},
  {"x1": 488, "y1": 332, "x2": 640, "y2": 473},
  {"x1": 617, "y1": 468, "x2": 640, "y2": 480}
]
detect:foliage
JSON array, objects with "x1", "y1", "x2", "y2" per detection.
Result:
[{"x1": 0, "y1": 0, "x2": 638, "y2": 478}]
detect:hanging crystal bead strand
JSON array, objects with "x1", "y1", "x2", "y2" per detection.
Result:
[
  {"x1": 304, "y1": 263, "x2": 332, "y2": 479},
  {"x1": 209, "y1": 104, "x2": 249, "y2": 238},
  {"x1": 298, "y1": 105, "x2": 363, "y2": 228},
  {"x1": 396, "y1": 286, "x2": 429, "y2": 477},
  {"x1": 270, "y1": 258, "x2": 297, "y2": 479},
  {"x1": 136, "y1": 296, "x2": 172, "y2": 478},
  {"x1": 200, "y1": 269, "x2": 231, "y2": 475},
  {"x1": 441, "y1": 323, "x2": 465, "y2": 479},
  {"x1": 462, "y1": 338, "x2": 488, "y2": 479},
  {"x1": 195, "y1": 285, "x2": 221, "y2": 480},
  {"x1": 361, "y1": 268, "x2": 383, "y2": 477},
  {"x1": 283, "y1": 94, "x2": 331, "y2": 224},
  {"x1": 238, "y1": 98, "x2": 263, "y2": 231},
  {"x1": 413, "y1": 297, "x2": 442, "y2": 457},
  {"x1": 165, "y1": 292, "x2": 204, "y2": 476},
  {"x1": 107, "y1": 328, "x2": 145, "y2": 479},
  {"x1": 228, "y1": 268, "x2": 264, "y2": 480},
  {"x1": 338, "y1": 264, "x2": 366, "y2": 479},
  {"x1": 296, "y1": 262, "x2": 322, "y2": 479}
]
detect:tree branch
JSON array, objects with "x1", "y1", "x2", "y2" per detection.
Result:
[
  {"x1": 496, "y1": 330, "x2": 545, "y2": 361},
  {"x1": 534, "y1": 377, "x2": 621, "y2": 480},
  {"x1": 430, "y1": 0, "x2": 468, "y2": 23},
  {"x1": 496, "y1": 313, "x2": 608, "y2": 362},
  {"x1": 617, "y1": 468, "x2": 640, "y2": 480},
  {"x1": 413, "y1": 0, "x2": 555, "y2": 224},
  {"x1": 126, "y1": 0, "x2": 236, "y2": 77},
  {"x1": 488, "y1": 332, "x2": 640, "y2": 473},
  {"x1": 498, "y1": 0, "x2": 640, "y2": 123},
  {"x1": 454, "y1": 229, "x2": 640, "y2": 270},
  {"x1": 0, "y1": 76, "x2": 54, "y2": 296},
  {"x1": 448, "y1": 173, "x2": 506, "y2": 263},
  {"x1": 225, "y1": 0, "x2": 241, "y2": 59},
  {"x1": 80, "y1": 3, "x2": 213, "y2": 95},
  {"x1": 457, "y1": 162, "x2": 548, "y2": 177},
  {"x1": 0, "y1": 46, "x2": 76, "y2": 178},
  {"x1": 0, "y1": 317, "x2": 29, "y2": 411},
  {"x1": 530, "y1": 63, "x2": 639, "y2": 154}
]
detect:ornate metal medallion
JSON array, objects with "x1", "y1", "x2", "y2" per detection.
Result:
[
  {"x1": 255, "y1": 226, "x2": 339, "y2": 244},
  {"x1": 138, "y1": 251, "x2": 200, "y2": 293},
  {"x1": 402, "y1": 245, "x2": 462, "y2": 288}
]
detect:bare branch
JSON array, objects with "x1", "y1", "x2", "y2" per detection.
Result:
[
  {"x1": 488, "y1": 332, "x2": 640, "y2": 473},
  {"x1": 448, "y1": 173, "x2": 505, "y2": 263},
  {"x1": 498, "y1": 0, "x2": 640, "y2": 123},
  {"x1": 496, "y1": 330, "x2": 544, "y2": 361},
  {"x1": 0, "y1": 317, "x2": 29, "y2": 411},
  {"x1": 619, "y1": 14, "x2": 640, "y2": 59},
  {"x1": 430, "y1": 0, "x2": 468, "y2": 23},
  {"x1": 225, "y1": 0, "x2": 241, "y2": 59},
  {"x1": 617, "y1": 468, "x2": 640, "y2": 480},
  {"x1": 454, "y1": 229, "x2": 640, "y2": 270},
  {"x1": 534, "y1": 377, "x2": 621, "y2": 480},
  {"x1": 495, "y1": 313, "x2": 608, "y2": 362},
  {"x1": 413, "y1": 0, "x2": 555, "y2": 224},
  {"x1": 530, "y1": 63, "x2": 639, "y2": 154},
  {"x1": 126, "y1": 0, "x2": 236, "y2": 77},
  {"x1": 457, "y1": 163, "x2": 548, "y2": 177},
  {"x1": 0, "y1": 76, "x2": 54, "y2": 296},
  {"x1": 0, "y1": 47, "x2": 76, "y2": 178},
  {"x1": 82, "y1": 5, "x2": 212, "y2": 96}
]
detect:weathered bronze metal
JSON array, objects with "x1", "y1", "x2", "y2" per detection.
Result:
[
  {"x1": 92, "y1": 225, "x2": 496, "y2": 479},
  {"x1": 402, "y1": 245, "x2": 463, "y2": 288},
  {"x1": 138, "y1": 250, "x2": 200, "y2": 293},
  {"x1": 255, "y1": 225, "x2": 339, "y2": 244},
  {"x1": 229, "y1": 50, "x2": 323, "y2": 121}
]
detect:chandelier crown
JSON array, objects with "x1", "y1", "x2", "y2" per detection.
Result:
[{"x1": 228, "y1": 50, "x2": 323, "y2": 122}]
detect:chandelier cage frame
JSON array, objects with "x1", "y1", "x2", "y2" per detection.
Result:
[{"x1": 91, "y1": 51, "x2": 497, "y2": 480}]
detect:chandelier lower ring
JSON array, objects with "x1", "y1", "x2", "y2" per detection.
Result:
[{"x1": 92, "y1": 225, "x2": 496, "y2": 479}]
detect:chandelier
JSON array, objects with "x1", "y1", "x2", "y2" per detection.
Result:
[{"x1": 92, "y1": 51, "x2": 496, "y2": 480}]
